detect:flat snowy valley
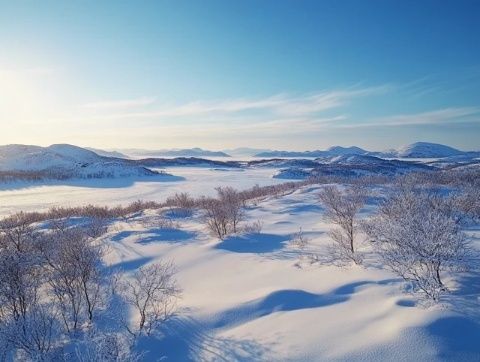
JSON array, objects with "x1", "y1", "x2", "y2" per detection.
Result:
[{"x1": 0, "y1": 168, "x2": 282, "y2": 217}]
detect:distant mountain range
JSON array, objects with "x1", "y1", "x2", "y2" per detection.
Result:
[
  {"x1": 222, "y1": 147, "x2": 273, "y2": 156},
  {"x1": 115, "y1": 142, "x2": 478, "y2": 159},
  {"x1": 0, "y1": 142, "x2": 477, "y2": 183},
  {"x1": 123, "y1": 147, "x2": 231, "y2": 158},
  {"x1": 255, "y1": 146, "x2": 367, "y2": 158},
  {"x1": 85, "y1": 147, "x2": 129, "y2": 159},
  {"x1": 255, "y1": 142, "x2": 479, "y2": 159}
]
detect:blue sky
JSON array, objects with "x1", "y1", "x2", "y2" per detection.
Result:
[{"x1": 0, "y1": 0, "x2": 479, "y2": 151}]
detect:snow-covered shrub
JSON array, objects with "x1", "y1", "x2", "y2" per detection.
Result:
[
  {"x1": 200, "y1": 187, "x2": 245, "y2": 239},
  {"x1": 0, "y1": 211, "x2": 41, "y2": 252},
  {"x1": 290, "y1": 227, "x2": 309, "y2": 250},
  {"x1": 165, "y1": 192, "x2": 196, "y2": 217},
  {"x1": 451, "y1": 186, "x2": 480, "y2": 223},
  {"x1": 40, "y1": 227, "x2": 106, "y2": 332},
  {"x1": 75, "y1": 330, "x2": 142, "y2": 362},
  {"x1": 0, "y1": 226, "x2": 62, "y2": 360},
  {"x1": 200, "y1": 197, "x2": 230, "y2": 239},
  {"x1": 140, "y1": 214, "x2": 180, "y2": 230},
  {"x1": 0, "y1": 303, "x2": 61, "y2": 361},
  {"x1": 242, "y1": 220, "x2": 264, "y2": 234},
  {"x1": 215, "y1": 186, "x2": 244, "y2": 234},
  {"x1": 319, "y1": 185, "x2": 366, "y2": 264},
  {"x1": 363, "y1": 188, "x2": 470, "y2": 301},
  {"x1": 120, "y1": 261, "x2": 180, "y2": 337}
]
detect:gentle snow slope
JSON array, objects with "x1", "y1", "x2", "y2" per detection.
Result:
[{"x1": 104, "y1": 185, "x2": 480, "y2": 361}]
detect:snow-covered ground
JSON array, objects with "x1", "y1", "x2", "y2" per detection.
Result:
[
  {"x1": 1, "y1": 164, "x2": 479, "y2": 361},
  {"x1": 102, "y1": 184, "x2": 480, "y2": 361},
  {"x1": 0, "y1": 167, "x2": 284, "y2": 216}
]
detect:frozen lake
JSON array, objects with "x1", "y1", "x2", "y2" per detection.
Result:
[{"x1": 0, "y1": 167, "x2": 284, "y2": 216}]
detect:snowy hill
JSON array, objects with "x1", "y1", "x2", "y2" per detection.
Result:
[
  {"x1": 0, "y1": 144, "x2": 160, "y2": 180},
  {"x1": 394, "y1": 142, "x2": 464, "y2": 158}
]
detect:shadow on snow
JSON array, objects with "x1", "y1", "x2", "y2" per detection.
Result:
[
  {"x1": 111, "y1": 228, "x2": 196, "y2": 244},
  {"x1": 143, "y1": 279, "x2": 399, "y2": 361},
  {"x1": 214, "y1": 233, "x2": 290, "y2": 253}
]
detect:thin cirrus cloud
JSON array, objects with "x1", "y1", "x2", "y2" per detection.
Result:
[
  {"x1": 81, "y1": 85, "x2": 391, "y2": 122},
  {"x1": 340, "y1": 107, "x2": 480, "y2": 129}
]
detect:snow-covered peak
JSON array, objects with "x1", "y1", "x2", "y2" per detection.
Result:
[{"x1": 396, "y1": 142, "x2": 463, "y2": 158}]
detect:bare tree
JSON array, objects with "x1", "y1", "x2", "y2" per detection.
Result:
[
  {"x1": 121, "y1": 261, "x2": 180, "y2": 336},
  {"x1": 0, "y1": 229, "x2": 61, "y2": 361},
  {"x1": 40, "y1": 227, "x2": 105, "y2": 333},
  {"x1": 200, "y1": 187, "x2": 245, "y2": 239},
  {"x1": 451, "y1": 186, "x2": 480, "y2": 224},
  {"x1": 0, "y1": 303, "x2": 61, "y2": 361},
  {"x1": 75, "y1": 330, "x2": 142, "y2": 362},
  {"x1": 83, "y1": 217, "x2": 109, "y2": 239},
  {"x1": 319, "y1": 185, "x2": 366, "y2": 264},
  {"x1": 215, "y1": 186, "x2": 244, "y2": 234},
  {"x1": 0, "y1": 212, "x2": 40, "y2": 253},
  {"x1": 363, "y1": 189, "x2": 470, "y2": 301},
  {"x1": 200, "y1": 197, "x2": 230, "y2": 239}
]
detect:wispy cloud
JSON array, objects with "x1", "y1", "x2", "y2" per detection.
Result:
[
  {"x1": 339, "y1": 107, "x2": 480, "y2": 129},
  {"x1": 84, "y1": 85, "x2": 390, "y2": 121}
]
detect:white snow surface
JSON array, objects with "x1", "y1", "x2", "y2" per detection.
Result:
[
  {"x1": 0, "y1": 167, "x2": 283, "y2": 216},
  {"x1": 101, "y1": 184, "x2": 480, "y2": 361},
  {"x1": 0, "y1": 162, "x2": 479, "y2": 361}
]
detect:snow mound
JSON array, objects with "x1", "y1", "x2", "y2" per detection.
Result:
[{"x1": 396, "y1": 142, "x2": 464, "y2": 158}]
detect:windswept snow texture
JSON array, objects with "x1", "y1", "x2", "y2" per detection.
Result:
[
  {"x1": 0, "y1": 144, "x2": 160, "y2": 179},
  {"x1": 104, "y1": 185, "x2": 480, "y2": 361}
]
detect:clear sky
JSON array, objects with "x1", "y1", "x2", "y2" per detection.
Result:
[{"x1": 0, "y1": 0, "x2": 479, "y2": 151}]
